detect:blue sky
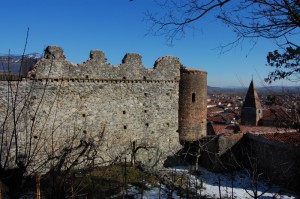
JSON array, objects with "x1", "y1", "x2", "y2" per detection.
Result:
[{"x1": 0, "y1": 0, "x2": 298, "y2": 87}]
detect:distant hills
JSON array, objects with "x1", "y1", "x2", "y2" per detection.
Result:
[
  {"x1": 208, "y1": 85, "x2": 299, "y2": 91},
  {"x1": 0, "y1": 53, "x2": 42, "y2": 62},
  {"x1": 207, "y1": 86, "x2": 223, "y2": 91},
  {"x1": 207, "y1": 85, "x2": 299, "y2": 96},
  {"x1": 0, "y1": 53, "x2": 42, "y2": 74}
]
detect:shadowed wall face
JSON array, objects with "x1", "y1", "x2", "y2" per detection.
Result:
[{"x1": 179, "y1": 67, "x2": 207, "y2": 144}]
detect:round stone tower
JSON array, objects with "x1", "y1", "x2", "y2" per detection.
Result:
[{"x1": 178, "y1": 66, "x2": 207, "y2": 145}]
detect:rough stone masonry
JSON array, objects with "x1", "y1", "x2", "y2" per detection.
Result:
[{"x1": 0, "y1": 46, "x2": 207, "y2": 171}]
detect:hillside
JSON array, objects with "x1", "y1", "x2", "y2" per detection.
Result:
[{"x1": 0, "y1": 53, "x2": 42, "y2": 74}]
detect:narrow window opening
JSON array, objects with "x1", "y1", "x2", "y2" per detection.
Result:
[
  {"x1": 123, "y1": 76, "x2": 126, "y2": 79},
  {"x1": 85, "y1": 75, "x2": 89, "y2": 79},
  {"x1": 83, "y1": 130, "x2": 87, "y2": 134},
  {"x1": 123, "y1": 110, "x2": 126, "y2": 114},
  {"x1": 166, "y1": 123, "x2": 170, "y2": 127},
  {"x1": 192, "y1": 93, "x2": 196, "y2": 102},
  {"x1": 124, "y1": 125, "x2": 127, "y2": 130},
  {"x1": 145, "y1": 123, "x2": 149, "y2": 127},
  {"x1": 143, "y1": 76, "x2": 147, "y2": 80},
  {"x1": 82, "y1": 113, "x2": 86, "y2": 117},
  {"x1": 144, "y1": 110, "x2": 148, "y2": 113},
  {"x1": 144, "y1": 93, "x2": 148, "y2": 97}
]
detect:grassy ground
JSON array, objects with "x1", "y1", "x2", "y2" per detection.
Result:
[
  {"x1": 35, "y1": 164, "x2": 159, "y2": 198},
  {"x1": 1, "y1": 164, "x2": 193, "y2": 198},
  {"x1": 80, "y1": 164, "x2": 159, "y2": 198}
]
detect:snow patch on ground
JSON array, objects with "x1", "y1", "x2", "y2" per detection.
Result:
[
  {"x1": 121, "y1": 166, "x2": 299, "y2": 199},
  {"x1": 191, "y1": 166, "x2": 297, "y2": 199}
]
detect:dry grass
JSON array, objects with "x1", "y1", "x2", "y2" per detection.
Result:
[{"x1": 35, "y1": 164, "x2": 159, "y2": 198}]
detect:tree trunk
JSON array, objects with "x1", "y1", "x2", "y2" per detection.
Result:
[{"x1": 0, "y1": 167, "x2": 25, "y2": 199}]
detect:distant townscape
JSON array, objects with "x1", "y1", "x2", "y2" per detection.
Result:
[{"x1": 205, "y1": 79, "x2": 299, "y2": 191}]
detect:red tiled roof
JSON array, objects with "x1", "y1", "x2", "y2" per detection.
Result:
[
  {"x1": 239, "y1": 125, "x2": 282, "y2": 134},
  {"x1": 261, "y1": 106, "x2": 291, "y2": 121},
  {"x1": 257, "y1": 132, "x2": 300, "y2": 146},
  {"x1": 210, "y1": 124, "x2": 300, "y2": 146},
  {"x1": 210, "y1": 123, "x2": 298, "y2": 138},
  {"x1": 220, "y1": 112, "x2": 237, "y2": 120},
  {"x1": 210, "y1": 124, "x2": 240, "y2": 134},
  {"x1": 211, "y1": 124, "x2": 228, "y2": 134},
  {"x1": 207, "y1": 115, "x2": 227, "y2": 124}
]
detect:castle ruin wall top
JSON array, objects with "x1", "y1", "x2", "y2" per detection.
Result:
[{"x1": 28, "y1": 46, "x2": 181, "y2": 80}]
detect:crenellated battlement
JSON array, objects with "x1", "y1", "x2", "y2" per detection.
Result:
[{"x1": 28, "y1": 46, "x2": 181, "y2": 80}]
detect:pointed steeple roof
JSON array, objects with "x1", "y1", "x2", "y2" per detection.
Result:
[{"x1": 243, "y1": 80, "x2": 262, "y2": 109}]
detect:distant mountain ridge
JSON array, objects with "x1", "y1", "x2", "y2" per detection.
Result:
[
  {"x1": 0, "y1": 53, "x2": 43, "y2": 63},
  {"x1": 207, "y1": 86, "x2": 223, "y2": 91},
  {"x1": 0, "y1": 53, "x2": 42, "y2": 74},
  {"x1": 208, "y1": 85, "x2": 299, "y2": 90},
  {"x1": 207, "y1": 85, "x2": 299, "y2": 95}
]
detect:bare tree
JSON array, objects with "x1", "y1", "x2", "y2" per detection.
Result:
[
  {"x1": 0, "y1": 50, "x2": 101, "y2": 198},
  {"x1": 146, "y1": 0, "x2": 230, "y2": 43},
  {"x1": 238, "y1": 145, "x2": 271, "y2": 199},
  {"x1": 146, "y1": 0, "x2": 300, "y2": 82}
]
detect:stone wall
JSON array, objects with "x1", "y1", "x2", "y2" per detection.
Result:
[
  {"x1": 195, "y1": 133, "x2": 300, "y2": 193},
  {"x1": 0, "y1": 46, "x2": 207, "y2": 172},
  {"x1": 243, "y1": 134, "x2": 300, "y2": 192}
]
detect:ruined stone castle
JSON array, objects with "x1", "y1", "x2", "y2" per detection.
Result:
[{"x1": 0, "y1": 46, "x2": 207, "y2": 169}]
